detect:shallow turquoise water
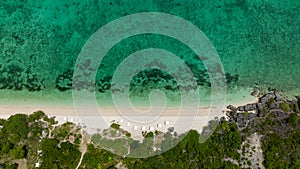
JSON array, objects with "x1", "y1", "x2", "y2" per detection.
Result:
[{"x1": 0, "y1": 0, "x2": 299, "y2": 106}]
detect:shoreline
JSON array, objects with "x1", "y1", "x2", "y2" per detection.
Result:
[
  {"x1": 0, "y1": 98, "x2": 258, "y2": 138},
  {"x1": 0, "y1": 86, "x2": 258, "y2": 116},
  {"x1": 0, "y1": 87, "x2": 259, "y2": 137}
]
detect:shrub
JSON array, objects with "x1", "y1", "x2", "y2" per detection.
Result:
[
  {"x1": 288, "y1": 113, "x2": 298, "y2": 125},
  {"x1": 110, "y1": 123, "x2": 120, "y2": 130},
  {"x1": 125, "y1": 132, "x2": 131, "y2": 138},
  {"x1": 267, "y1": 98, "x2": 275, "y2": 106},
  {"x1": 29, "y1": 110, "x2": 45, "y2": 122},
  {"x1": 279, "y1": 102, "x2": 290, "y2": 112},
  {"x1": 289, "y1": 104, "x2": 300, "y2": 113},
  {"x1": 144, "y1": 132, "x2": 154, "y2": 138}
]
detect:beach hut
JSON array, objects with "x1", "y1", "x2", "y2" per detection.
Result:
[
  {"x1": 141, "y1": 126, "x2": 146, "y2": 131},
  {"x1": 133, "y1": 126, "x2": 138, "y2": 130},
  {"x1": 149, "y1": 126, "x2": 154, "y2": 131},
  {"x1": 157, "y1": 123, "x2": 162, "y2": 128},
  {"x1": 35, "y1": 162, "x2": 40, "y2": 168}
]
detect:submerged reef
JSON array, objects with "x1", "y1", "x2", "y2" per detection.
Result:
[
  {"x1": 0, "y1": 0, "x2": 299, "y2": 95},
  {"x1": 0, "y1": 60, "x2": 45, "y2": 91},
  {"x1": 55, "y1": 67, "x2": 238, "y2": 94}
]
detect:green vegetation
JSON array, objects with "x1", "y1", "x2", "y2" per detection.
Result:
[
  {"x1": 41, "y1": 139, "x2": 81, "y2": 168},
  {"x1": 0, "y1": 163, "x2": 18, "y2": 169},
  {"x1": 234, "y1": 95, "x2": 300, "y2": 168},
  {"x1": 43, "y1": 116, "x2": 57, "y2": 125},
  {"x1": 0, "y1": 100, "x2": 299, "y2": 168},
  {"x1": 110, "y1": 123, "x2": 120, "y2": 130},
  {"x1": 124, "y1": 121, "x2": 242, "y2": 168},
  {"x1": 267, "y1": 98, "x2": 275, "y2": 106},
  {"x1": 290, "y1": 103, "x2": 300, "y2": 113},
  {"x1": 0, "y1": 114, "x2": 29, "y2": 163},
  {"x1": 0, "y1": 111, "x2": 82, "y2": 168},
  {"x1": 28, "y1": 110, "x2": 45, "y2": 122},
  {"x1": 262, "y1": 130, "x2": 300, "y2": 168},
  {"x1": 53, "y1": 122, "x2": 74, "y2": 140},
  {"x1": 80, "y1": 144, "x2": 121, "y2": 169},
  {"x1": 144, "y1": 132, "x2": 154, "y2": 138},
  {"x1": 288, "y1": 113, "x2": 299, "y2": 125},
  {"x1": 125, "y1": 132, "x2": 131, "y2": 138},
  {"x1": 280, "y1": 102, "x2": 291, "y2": 112}
]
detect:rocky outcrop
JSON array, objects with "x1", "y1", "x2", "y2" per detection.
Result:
[
  {"x1": 238, "y1": 103, "x2": 258, "y2": 112},
  {"x1": 235, "y1": 91, "x2": 284, "y2": 112},
  {"x1": 226, "y1": 90, "x2": 299, "y2": 130},
  {"x1": 259, "y1": 93, "x2": 275, "y2": 104},
  {"x1": 295, "y1": 96, "x2": 300, "y2": 108},
  {"x1": 227, "y1": 105, "x2": 237, "y2": 112}
]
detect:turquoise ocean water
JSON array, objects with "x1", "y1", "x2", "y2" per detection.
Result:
[{"x1": 0, "y1": 0, "x2": 299, "y2": 108}]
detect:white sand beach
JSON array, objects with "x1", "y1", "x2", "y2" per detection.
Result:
[{"x1": 0, "y1": 87, "x2": 258, "y2": 138}]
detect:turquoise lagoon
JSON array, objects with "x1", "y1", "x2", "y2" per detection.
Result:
[{"x1": 0, "y1": 0, "x2": 299, "y2": 109}]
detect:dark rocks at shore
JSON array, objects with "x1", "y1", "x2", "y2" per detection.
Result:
[
  {"x1": 227, "y1": 92, "x2": 280, "y2": 113},
  {"x1": 295, "y1": 96, "x2": 300, "y2": 102},
  {"x1": 236, "y1": 91, "x2": 284, "y2": 113},
  {"x1": 238, "y1": 103, "x2": 258, "y2": 112},
  {"x1": 259, "y1": 93, "x2": 275, "y2": 104},
  {"x1": 295, "y1": 96, "x2": 300, "y2": 109},
  {"x1": 226, "y1": 90, "x2": 300, "y2": 130},
  {"x1": 227, "y1": 105, "x2": 237, "y2": 112},
  {"x1": 256, "y1": 103, "x2": 264, "y2": 110},
  {"x1": 270, "y1": 102, "x2": 280, "y2": 109},
  {"x1": 251, "y1": 90, "x2": 259, "y2": 97},
  {"x1": 226, "y1": 111, "x2": 258, "y2": 129},
  {"x1": 236, "y1": 102, "x2": 264, "y2": 112}
]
